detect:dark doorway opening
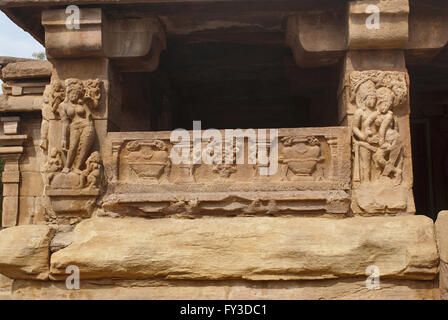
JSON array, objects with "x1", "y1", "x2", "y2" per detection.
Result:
[
  {"x1": 409, "y1": 51, "x2": 448, "y2": 220},
  {"x1": 111, "y1": 42, "x2": 340, "y2": 132}
]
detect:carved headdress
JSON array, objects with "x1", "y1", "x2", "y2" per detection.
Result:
[{"x1": 349, "y1": 71, "x2": 408, "y2": 109}]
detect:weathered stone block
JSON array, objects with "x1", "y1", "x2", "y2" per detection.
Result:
[
  {"x1": 42, "y1": 8, "x2": 103, "y2": 58},
  {"x1": 20, "y1": 146, "x2": 45, "y2": 172},
  {"x1": 0, "y1": 274, "x2": 13, "y2": 300},
  {"x1": 9, "y1": 278, "x2": 440, "y2": 300},
  {"x1": 0, "y1": 225, "x2": 54, "y2": 280},
  {"x1": 286, "y1": 11, "x2": 346, "y2": 68},
  {"x1": 1, "y1": 61, "x2": 52, "y2": 80},
  {"x1": 50, "y1": 215, "x2": 438, "y2": 281},
  {"x1": 2, "y1": 196, "x2": 18, "y2": 227},
  {"x1": 435, "y1": 210, "x2": 448, "y2": 300},
  {"x1": 19, "y1": 172, "x2": 44, "y2": 197},
  {"x1": 2, "y1": 183, "x2": 18, "y2": 197},
  {"x1": 2, "y1": 171, "x2": 20, "y2": 183},
  {"x1": 0, "y1": 116, "x2": 20, "y2": 134},
  {"x1": 348, "y1": 0, "x2": 409, "y2": 49},
  {"x1": 18, "y1": 197, "x2": 36, "y2": 226}
]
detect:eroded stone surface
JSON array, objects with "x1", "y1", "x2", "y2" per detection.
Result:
[
  {"x1": 2, "y1": 61, "x2": 52, "y2": 80},
  {"x1": 0, "y1": 275, "x2": 12, "y2": 300},
  {"x1": 50, "y1": 215, "x2": 438, "y2": 281},
  {"x1": 348, "y1": 0, "x2": 409, "y2": 49},
  {"x1": 0, "y1": 225, "x2": 54, "y2": 280},
  {"x1": 0, "y1": 0, "x2": 446, "y2": 301},
  {"x1": 9, "y1": 278, "x2": 439, "y2": 300},
  {"x1": 50, "y1": 231, "x2": 76, "y2": 253}
]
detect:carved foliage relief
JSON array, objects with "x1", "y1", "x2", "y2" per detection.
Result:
[{"x1": 349, "y1": 71, "x2": 412, "y2": 214}]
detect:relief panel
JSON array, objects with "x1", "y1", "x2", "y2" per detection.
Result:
[
  {"x1": 41, "y1": 78, "x2": 104, "y2": 222},
  {"x1": 346, "y1": 71, "x2": 414, "y2": 214},
  {"x1": 102, "y1": 128, "x2": 351, "y2": 216}
]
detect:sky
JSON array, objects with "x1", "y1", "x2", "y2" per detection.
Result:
[
  {"x1": 0, "y1": 11, "x2": 45, "y2": 58},
  {"x1": 0, "y1": 11, "x2": 45, "y2": 92}
]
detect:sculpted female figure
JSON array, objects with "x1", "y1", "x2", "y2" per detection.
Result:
[
  {"x1": 352, "y1": 79, "x2": 378, "y2": 183},
  {"x1": 59, "y1": 79, "x2": 96, "y2": 174},
  {"x1": 369, "y1": 87, "x2": 403, "y2": 183}
]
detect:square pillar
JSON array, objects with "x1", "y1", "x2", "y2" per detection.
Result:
[
  {"x1": 0, "y1": 117, "x2": 27, "y2": 227},
  {"x1": 339, "y1": 50, "x2": 415, "y2": 214}
]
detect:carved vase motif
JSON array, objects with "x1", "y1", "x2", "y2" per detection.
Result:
[
  {"x1": 126, "y1": 140, "x2": 170, "y2": 182},
  {"x1": 281, "y1": 136, "x2": 324, "y2": 180}
]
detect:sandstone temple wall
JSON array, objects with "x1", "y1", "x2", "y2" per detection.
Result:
[{"x1": 0, "y1": 0, "x2": 447, "y2": 299}]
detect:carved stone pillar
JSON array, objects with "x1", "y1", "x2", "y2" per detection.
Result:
[
  {"x1": 0, "y1": 117, "x2": 27, "y2": 227},
  {"x1": 40, "y1": 7, "x2": 166, "y2": 222},
  {"x1": 339, "y1": 0, "x2": 415, "y2": 215}
]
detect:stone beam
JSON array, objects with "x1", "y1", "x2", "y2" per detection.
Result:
[
  {"x1": 104, "y1": 17, "x2": 166, "y2": 72},
  {"x1": 286, "y1": 0, "x2": 448, "y2": 67},
  {"x1": 285, "y1": 11, "x2": 346, "y2": 68},
  {"x1": 42, "y1": 8, "x2": 166, "y2": 72}
]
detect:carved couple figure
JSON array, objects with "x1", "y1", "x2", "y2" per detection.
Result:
[{"x1": 352, "y1": 78, "x2": 404, "y2": 185}]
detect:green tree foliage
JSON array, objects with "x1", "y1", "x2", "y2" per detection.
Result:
[{"x1": 32, "y1": 51, "x2": 46, "y2": 60}]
